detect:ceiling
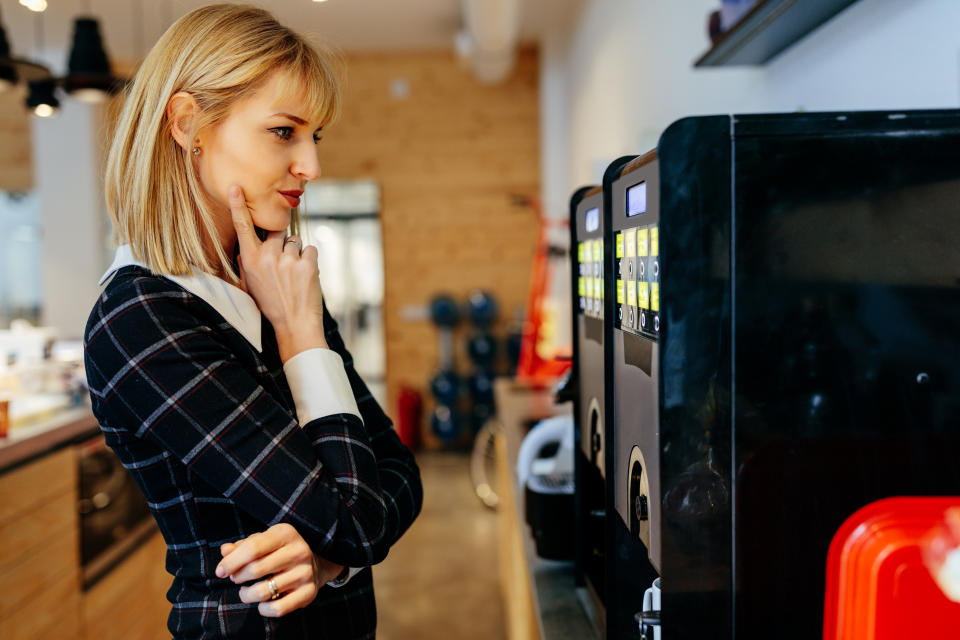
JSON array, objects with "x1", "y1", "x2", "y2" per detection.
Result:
[{"x1": 1, "y1": 0, "x2": 585, "y2": 74}]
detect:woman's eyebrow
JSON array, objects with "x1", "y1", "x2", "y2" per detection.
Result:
[{"x1": 271, "y1": 112, "x2": 308, "y2": 125}]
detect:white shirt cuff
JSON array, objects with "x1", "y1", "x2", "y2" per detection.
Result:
[
  {"x1": 282, "y1": 348, "x2": 362, "y2": 427},
  {"x1": 327, "y1": 566, "x2": 363, "y2": 588}
]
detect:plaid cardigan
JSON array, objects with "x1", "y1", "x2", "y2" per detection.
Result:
[{"x1": 84, "y1": 263, "x2": 422, "y2": 639}]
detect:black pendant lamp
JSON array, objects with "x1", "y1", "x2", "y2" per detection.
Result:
[
  {"x1": 63, "y1": 17, "x2": 120, "y2": 103},
  {"x1": 0, "y1": 6, "x2": 51, "y2": 93},
  {"x1": 0, "y1": 19, "x2": 17, "y2": 90},
  {"x1": 26, "y1": 77, "x2": 59, "y2": 117}
]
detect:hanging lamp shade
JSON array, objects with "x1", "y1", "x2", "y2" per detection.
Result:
[
  {"x1": 0, "y1": 21, "x2": 16, "y2": 89},
  {"x1": 63, "y1": 17, "x2": 118, "y2": 103},
  {"x1": 26, "y1": 77, "x2": 59, "y2": 117},
  {"x1": 0, "y1": 12, "x2": 51, "y2": 92}
]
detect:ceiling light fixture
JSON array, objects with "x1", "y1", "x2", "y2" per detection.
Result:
[
  {"x1": 18, "y1": 0, "x2": 48, "y2": 13},
  {"x1": 0, "y1": 17, "x2": 17, "y2": 91},
  {"x1": 63, "y1": 17, "x2": 117, "y2": 103},
  {"x1": 0, "y1": 4, "x2": 51, "y2": 93},
  {"x1": 26, "y1": 77, "x2": 59, "y2": 117}
]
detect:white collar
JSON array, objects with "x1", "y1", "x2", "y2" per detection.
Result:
[{"x1": 99, "y1": 244, "x2": 263, "y2": 352}]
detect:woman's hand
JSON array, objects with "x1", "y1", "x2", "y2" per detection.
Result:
[
  {"x1": 228, "y1": 184, "x2": 328, "y2": 362},
  {"x1": 215, "y1": 523, "x2": 346, "y2": 618}
]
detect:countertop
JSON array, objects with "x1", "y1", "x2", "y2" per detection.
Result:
[
  {"x1": 0, "y1": 405, "x2": 100, "y2": 474},
  {"x1": 494, "y1": 378, "x2": 600, "y2": 640}
]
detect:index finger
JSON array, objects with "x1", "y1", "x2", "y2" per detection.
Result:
[
  {"x1": 228, "y1": 184, "x2": 260, "y2": 257},
  {"x1": 215, "y1": 531, "x2": 282, "y2": 579}
]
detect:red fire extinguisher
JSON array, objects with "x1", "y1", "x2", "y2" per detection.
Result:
[{"x1": 395, "y1": 385, "x2": 422, "y2": 451}]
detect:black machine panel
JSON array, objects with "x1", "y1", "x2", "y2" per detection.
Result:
[
  {"x1": 592, "y1": 110, "x2": 960, "y2": 640},
  {"x1": 571, "y1": 186, "x2": 609, "y2": 625}
]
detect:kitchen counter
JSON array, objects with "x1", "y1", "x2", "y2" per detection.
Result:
[
  {"x1": 494, "y1": 378, "x2": 599, "y2": 640},
  {"x1": 0, "y1": 405, "x2": 100, "y2": 474}
]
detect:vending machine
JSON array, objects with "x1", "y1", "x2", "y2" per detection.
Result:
[
  {"x1": 571, "y1": 184, "x2": 609, "y2": 628},
  {"x1": 606, "y1": 110, "x2": 960, "y2": 640}
]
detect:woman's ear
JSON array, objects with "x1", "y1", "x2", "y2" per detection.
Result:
[{"x1": 166, "y1": 91, "x2": 200, "y2": 151}]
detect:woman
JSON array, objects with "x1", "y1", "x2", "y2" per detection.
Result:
[{"x1": 83, "y1": 5, "x2": 422, "y2": 639}]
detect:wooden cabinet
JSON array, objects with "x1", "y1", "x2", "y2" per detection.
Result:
[
  {"x1": 0, "y1": 448, "x2": 82, "y2": 640},
  {"x1": 0, "y1": 446, "x2": 171, "y2": 640},
  {"x1": 81, "y1": 533, "x2": 169, "y2": 640}
]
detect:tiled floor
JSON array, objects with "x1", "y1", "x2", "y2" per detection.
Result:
[{"x1": 373, "y1": 452, "x2": 507, "y2": 640}]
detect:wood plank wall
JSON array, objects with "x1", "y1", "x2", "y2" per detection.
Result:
[
  {"x1": 0, "y1": 86, "x2": 34, "y2": 192},
  {"x1": 319, "y1": 47, "x2": 542, "y2": 448}
]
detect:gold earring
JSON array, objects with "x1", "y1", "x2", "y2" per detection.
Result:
[{"x1": 192, "y1": 146, "x2": 200, "y2": 156}]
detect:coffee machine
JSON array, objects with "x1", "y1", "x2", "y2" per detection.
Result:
[
  {"x1": 571, "y1": 184, "x2": 608, "y2": 628},
  {"x1": 605, "y1": 110, "x2": 960, "y2": 639}
]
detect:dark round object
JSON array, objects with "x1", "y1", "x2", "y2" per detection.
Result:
[
  {"x1": 429, "y1": 294, "x2": 460, "y2": 328},
  {"x1": 469, "y1": 402, "x2": 495, "y2": 433},
  {"x1": 431, "y1": 405, "x2": 460, "y2": 442},
  {"x1": 465, "y1": 290, "x2": 498, "y2": 328},
  {"x1": 466, "y1": 370, "x2": 495, "y2": 405},
  {"x1": 467, "y1": 332, "x2": 497, "y2": 367},
  {"x1": 429, "y1": 370, "x2": 461, "y2": 404}
]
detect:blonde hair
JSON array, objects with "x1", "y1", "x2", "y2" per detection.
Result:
[{"x1": 104, "y1": 3, "x2": 341, "y2": 282}]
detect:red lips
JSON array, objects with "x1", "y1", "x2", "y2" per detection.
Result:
[{"x1": 278, "y1": 190, "x2": 303, "y2": 208}]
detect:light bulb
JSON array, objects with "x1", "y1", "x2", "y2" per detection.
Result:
[
  {"x1": 33, "y1": 103, "x2": 56, "y2": 118},
  {"x1": 18, "y1": 0, "x2": 48, "y2": 13},
  {"x1": 71, "y1": 88, "x2": 109, "y2": 104}
]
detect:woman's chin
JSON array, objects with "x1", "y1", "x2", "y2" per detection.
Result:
[{"x1": 251, "y1": 209, "x2": 292, "y2": 233}]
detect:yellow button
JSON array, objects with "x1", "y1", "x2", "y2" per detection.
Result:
[
  {"x1": 616, "y1": 279, "x2": 624, "y2": 304},
  {"x1": 584, "y1": 277, "x2": 593, "y2": 298},
  {"x1": 651, "y1": 227, "x2": 659, "y2": 257},
  {"x1": 578, "y1": 277, "x2": 585, "y2": 296},
  {"x1": 638, "y1": 281, "x2": 649, "y2": 309},
  {"x1": 638, "y1": 228, "x2": 648, "y2": 257},
  {"x1": 651, "y1": 282, "x2": 660, "y2": 311},
  {"x1": 626, "y1": 280, "x2": 637, "y2": 307},
  {"x1": 615, "y1": 232, "x2": 623, "y2": 259},
  {"x1": 594, "y1": 278, "x2": 602, "y2": 299},
  {"x1": 625, "y1": 228, "x2": 636, "y2": 258},
  {"x1": 593, "y1": 240, "x2": 602, "y2": 262},
  {"x1": 578, "y1": 242, "x2": 584, "y2": 262}
]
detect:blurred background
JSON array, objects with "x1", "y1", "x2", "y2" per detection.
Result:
[{"x1": 0, "y1": 0, "x2": 958, "y2": 639}]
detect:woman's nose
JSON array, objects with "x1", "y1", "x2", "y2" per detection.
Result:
[{"x1": 292, "y1": 144, "x2": 321, "y2": 181}]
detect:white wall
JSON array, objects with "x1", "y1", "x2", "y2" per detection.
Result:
[
  {"x1": 32, "y1": 100, "x2": 109, "y2": 339},
  {"x1": 540, "y1": 0, "x2": 960, "y2": 218}
]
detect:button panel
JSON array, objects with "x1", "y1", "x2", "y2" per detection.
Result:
[
  {"x1": 616, "y1": 224, "x2": 660, "y2": 339},
  {"x1": 577, "y1": 237, "x2": 605, "y2": 320}
]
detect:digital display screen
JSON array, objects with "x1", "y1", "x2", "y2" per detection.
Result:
[
  {"x1": 627, "y1": 182, "x2": 647, "y2": 217},
  {"x1": 585, "y1": 207, "x2": 600, "y2": 232}
]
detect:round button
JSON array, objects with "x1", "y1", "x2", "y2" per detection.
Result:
[
  {"x1": 639, "y1": 261, "x2": 645, "y2": 278},
  {"x1": 640, "y1": 312, "x2": 646, "y2": 328},
  {"x1": 654, "y1": 315, "x2": 660, "y2": 332},
  {"x1": 653, "y1": 260, "x2": 659, "y2": 277},
  {"x1": 628, "y1": 261, "x2": 634, "y2": 276}
]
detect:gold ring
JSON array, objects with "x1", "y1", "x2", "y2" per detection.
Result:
[
  {"x1": 268, "y1": 578, "x2": 280, "y2": 601},
  {"x1": 283, "y1": 237, "x2": 303, "y2": 252}
]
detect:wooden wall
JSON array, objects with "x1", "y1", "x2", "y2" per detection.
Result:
[
  {"x1": 0, "y1": 86, "x2": 34, "y2": 192},
  {"x1": 319, "y1": 47, "x2": 542, "y2": 447}
]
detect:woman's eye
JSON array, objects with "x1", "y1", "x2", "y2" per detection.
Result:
[{"x1": 271, "y1": 127, "x2": 294, "y2": 140}]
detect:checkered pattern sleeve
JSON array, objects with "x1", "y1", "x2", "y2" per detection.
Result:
[
  {"x1": 321, "y1": 303, "x2": 423, "y2": 564},
  {"x1": 84, "y1": 273, "x2": 387, "y2": 567}
]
